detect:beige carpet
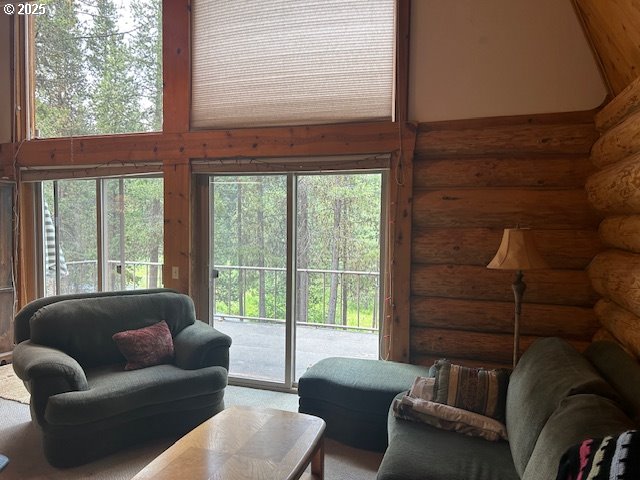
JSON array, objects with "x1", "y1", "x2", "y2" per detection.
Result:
[
  {"x1": 0, "y1": 374, "x2": 383, "y2": 479},
  {"x1": 0, "y1": 364, "x2": 30, "y2": 404}
]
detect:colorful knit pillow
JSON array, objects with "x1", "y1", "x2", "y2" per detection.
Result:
[
  {"x1": 432, "y1": 359, "x2": 510, "y2": 423},
  {"x1": 556, "y1": 430, "x2": 640, "y2": 480},
  {"x1": 112, "y1": 320, "x2": 174, "y2": 371}
]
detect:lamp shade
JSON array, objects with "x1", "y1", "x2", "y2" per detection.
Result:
[{"x1": 487, "y1": 228, "x2": 549, "y2": 270}]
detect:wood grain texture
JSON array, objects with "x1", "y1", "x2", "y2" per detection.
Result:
[
  {"x1": 588, "y1": 249, "x2": 640, "y2": 318},
  {"x1": 162, "y1": 160, "x2": 191, "y2": 294},
  {"x1": 591, "y1": 110, "x2": 640, "y2": 168},
  {"x1": 594, "y1": 298, "x2": 640, "y2": 358},
  {"x1": 416, "y1": 122, "x2": 597, "y2": 157},
  {"x1": 410, "y1": 353, "x2": 510, "y2": 371},
  {"x1": 586, "y1": 154, "x2": 640, "y2": 215},
  {"x1": 411, "y1": 227, "x2": 601, "y2": 269},
  {"x1": 411, "y1": 265, "x2": 597, "y2": 307},
  {"x1": 410, "y1": 327, "x2": 590, "y2": 365},
  {"x1": 132, "y1": 406, "x2": 325, "y2": 480},
  {"x1": 573, "y1": 0, "x2": 640, "y2": 96},
  {"x1": 0, "y1": 122, "x2": 401, "y2": 168},
  {"x1": 162, "y1": 0, "x2": 190, "y2": 133},
  {"x1": 412, "y1": 189, "x2": 600, "y2": 230},
  {"x1": 599, "y1": 215, "x2": 640, "y2": 253},
  {"x1": 595, "y1": 76, "x2": 640, "y2": 132},
  {"x1": 413, "y1": 155, "x2": 595, "y2": 189},
  {"x1": 410, "y1": 297, "x2": 598, "y2": 338}
]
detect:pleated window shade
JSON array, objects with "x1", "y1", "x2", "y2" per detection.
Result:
[{"x1": 191, "y1": 0, "x2": 396, "y2": 129}]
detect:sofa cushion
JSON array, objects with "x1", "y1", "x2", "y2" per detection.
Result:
[
  {"x1": 44, "y1": 363, "x2": 227, "y2": 425},
  {"x1": 377, "y1": 396, "x2": 519, "y2": 480},
  {"x1": 113, "y1": 320, "x2": 175, "y2": 370},
  {"x1": 432, "y1": 359, "x2": 509, "y2": 422},
  {"x1": 30, "y1": 292, "x2": 196, "y2": 367},
  {"x1": 506, "y1": 337, "x2": 618, "y2": 477},
  {"x1": 522, "y1": 394, "x2": 634, "y2": 480}
]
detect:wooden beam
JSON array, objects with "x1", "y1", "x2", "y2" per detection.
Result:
[
  {"x1": 162, "y1": 159, "x2": 191, "y2": 294},
  {"x1": 384, "y1": 122, "x2": 417, "y2": 363},
  {"x1": 412, "y1": 227, "x2": 602, "y2": 270},
  {"x1": 595, "y1": 75, "x2": 640, "y2": 132},
  {"x1": 588, "y1": 249, "x2": 640, "y2": 318},
  {"x1": 414, "y1": 155, "x2": 595, "y2": 189},
  {"x1": 410, "y1": 297, "x2": 598, "y2": 339},
  {"x1": 591, "y1": 109, "x2": 640, "y2": 168},
  {"x1": 411, "y1": 265, "x2": 597, "y2": 307},
  {"x1": 586, "y1": 154, "x2": 640, "y2": 215},
  {"x1": 412, "y1": 188, "x2": 601, "y2": 230},
  {"x1": 595, "y1": 298, "x2": 640, "y2": 359},
  {"x1": 0, "y1": 122, "x2": 401, "y2": 168},
  {"x1": 162, "y1": 0, "x2": 190, "y2": 133},
  {"x1": 599, "y1": 215, "x2": 640, "y2": 254}
]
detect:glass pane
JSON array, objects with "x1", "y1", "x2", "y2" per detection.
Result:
[
  {"x1": 103, "y1": 178, "x2": 164, "y2": 291},
  {"x1": 34, "y1": 0, "x2": 162, "y2": 138},
  {"x1": 211, "y1": 175, "x2": 287, "y2": 383},
  {"x1": 295, "y1": 173, "x2": 381, "y2": 381},
  {"x1": 0, "y1": 183, "x2": 15, "y2": 354},
  {"x1": 43, "y1": 179, "x2": 98, "y2": 296}
]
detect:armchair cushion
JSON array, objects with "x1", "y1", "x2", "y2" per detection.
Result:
[
  {"x1": 44, "y1": 363, "x2": 228, "y2": 426},
  {"x1": 30, "y1": 292, "x2": 196, "y2": 367},
  {"x1": 113, "y1": 320, "x2": 174, "y2": 370}
]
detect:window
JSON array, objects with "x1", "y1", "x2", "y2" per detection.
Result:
[
  {"x1": 33, "y1": 0, "x2": 162, "y2": 138},
  {"x1": 41, "y1": 177, "x2": 163, "y2": 296},
  {"x1": 191, "y1": 0, "x2": 396, "y2": 128}
]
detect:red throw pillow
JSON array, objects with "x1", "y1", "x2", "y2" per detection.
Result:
[{"x1": 112, "y1": 320, "x2": 175, "y2": 371}]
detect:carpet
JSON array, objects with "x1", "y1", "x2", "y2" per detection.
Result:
[
  {"x1": 0, "y1": 364, "x2": 30, "y2": 404},
  {"x1": 0, "y1": 382, "x2": 383, "y2": 479}
]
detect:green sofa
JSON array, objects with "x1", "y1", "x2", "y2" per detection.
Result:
[
  {"x1": 377, "y1": 338, "x2": 640, "y2": 480},
  {"x1": 12, "y1": 289, "x2": 232, "y2": 467}
]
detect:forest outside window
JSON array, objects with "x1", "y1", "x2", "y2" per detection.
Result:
[{"x1": 32, "y1": 0, "x2": 162, "y2": 138}]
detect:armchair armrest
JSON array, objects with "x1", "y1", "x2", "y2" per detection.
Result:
[
  {"x1": 173, "y1": 320, "x2": 232, "y2": 370},
  {"x1": 12, "y1": 341, "x2": 89, "y2": 425}
]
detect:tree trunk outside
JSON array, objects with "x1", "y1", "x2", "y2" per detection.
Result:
[
  {"x1": 237, "y1": 182, "x2": 244, "y2": 318},
  {"x1": 257, "y1": 180, "x2": 266, "y2": 318},
  {"x1": 327, "y1": 197, "x2": 341, "y2": 325},
  {"x1": 296, "y1": 181, "x2": 309, "y2": 324}
]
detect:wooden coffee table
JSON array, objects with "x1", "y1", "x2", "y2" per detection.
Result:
[{"x1": 132, "y1": 405, "x2": 326, "y2": 480}]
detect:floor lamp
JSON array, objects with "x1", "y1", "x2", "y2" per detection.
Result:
[{"x1": 487, "y1": 227, "x2": 549, "y2": 368}]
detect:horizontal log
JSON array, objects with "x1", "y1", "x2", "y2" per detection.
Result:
[
  {"x1": 588, "y1": 249, "x2": 640, "y2": 318},
  {"x1": 592, "y1": 327, "x2": 619, "y2": 344},
  {"x1": 599, "y1": 215, "x2": 640, "y2": 253},
  {"x1": 0, "y1": 121, "x2": 410, "y2": 168},
  {"x1": 413, "y1": 155, "x2": 595, "y2": 189},
  {"x1": 591, "y1": 109, "x2": 640, "y2": 168},
  {"x1": 411, "y1": 227, "x2": 602, "y2": 269},
  {"x1": 410, "y1": 327, "x2": 590, "y2": 365},
  {"x1": 586, "y1": 153, "x2": 640, "y2": 215},
  {"x1": 595, "y1": 76, "x2": 640, "y2": 132},
  {"x1": 412, "y1": 189, "x2": 600, "y2": 230},
  {"x1": 411, "y1": 265, "x2": 597, "y2": 307},
  {"x1": 594, "y1": 299, "x2": 640, "y2": 359},
  {"x1": 410, "y1": 297, "x2": 598, "y2": 338},
  {"x1": 410, "y1": 353, "x2": 510, "y2": 371},
  {"x1": 416, "y1": 122, "x2": 597, "y2": 157}
]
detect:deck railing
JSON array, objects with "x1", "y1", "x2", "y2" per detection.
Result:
[{"x1": 212, "y1": 265, "x2": 380, "y2": 333}]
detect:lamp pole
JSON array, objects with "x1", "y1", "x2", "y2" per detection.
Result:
[{"x1": 511, "y1": 270, "x2": 526, "y2": 368}]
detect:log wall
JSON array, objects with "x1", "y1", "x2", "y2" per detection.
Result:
[
  {"x1": 587, "y1": 78, "x2": 640, "y2": 359},
  {"x1": 411, "y1": 111, "x2": 602, "y2": 368}
]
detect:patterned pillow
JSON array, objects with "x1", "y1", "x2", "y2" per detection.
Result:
[
  {"x1": 112, "y1": 320, "x2": 175, "y2": 371},
  {"x1": 432, "y1": 359, "x2": 510, "y2": 423},
  {"x1": 556, "y1": 430, "x2": 640, "y2": 480}
]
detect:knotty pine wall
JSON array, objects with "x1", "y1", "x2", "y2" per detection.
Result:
[
  {"x1": 586, "y1": 77, "x2": 640, "y2": 359},
  {"x1": 410, "y1": 111, "x2": 602, "y2": 368}
]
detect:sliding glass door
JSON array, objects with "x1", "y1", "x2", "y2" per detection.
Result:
[{"x1": 209, "y1": 172, "x2": 383, "y2": 389}]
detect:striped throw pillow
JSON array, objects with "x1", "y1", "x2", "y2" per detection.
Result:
[{"x1": 432, "y1": 360, "x2": 510, "y2": 423}]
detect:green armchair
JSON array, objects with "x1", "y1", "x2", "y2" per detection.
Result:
[{"x1": 12, "y1": 289, "x2": 231, "y2": 467}]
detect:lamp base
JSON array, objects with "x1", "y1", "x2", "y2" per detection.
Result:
[{"x1": 512, "y1": 270, "x2": 526, "y2": 368}]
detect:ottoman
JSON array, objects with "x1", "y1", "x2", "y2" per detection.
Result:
[{"x1": 298, "y1": 357, "x2": 432, "y2": 451}]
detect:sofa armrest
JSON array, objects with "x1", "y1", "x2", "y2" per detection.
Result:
[
  {"x1": 173, "y1": 320, "x2": 232, "y2": 370},
  {"x1": 12, "y1": 341, "x2": 89, "y2": 425}
]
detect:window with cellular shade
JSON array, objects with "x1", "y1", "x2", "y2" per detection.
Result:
[{"x1": 191, "y1": 0, "x2": 396, "y2": 129}]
